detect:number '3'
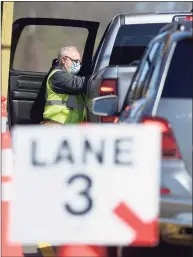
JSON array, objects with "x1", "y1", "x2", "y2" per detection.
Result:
[{"x1": 64, "y1": 174, "x2": 93, "y2": 215}]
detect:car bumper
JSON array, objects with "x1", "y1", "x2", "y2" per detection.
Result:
[{"x1": 160, "y1": 196, "x2": 192, "y2": 245}]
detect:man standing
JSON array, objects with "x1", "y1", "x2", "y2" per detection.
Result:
[{"x1": 42, "y1": 46, "x2": 87, "y2": 125}]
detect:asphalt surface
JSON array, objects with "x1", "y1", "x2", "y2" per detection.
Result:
[{"x1": 23, "y1": 241, "x2": 192, "y2": 257}]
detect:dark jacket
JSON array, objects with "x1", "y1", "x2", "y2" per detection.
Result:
[
  {"x1": 30, "y1": 59, "x2": 87, "y2": 123},
  {"x1": 50, "y1": 59, "x2": 86, "y2": 95}
]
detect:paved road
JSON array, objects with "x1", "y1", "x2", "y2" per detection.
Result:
[{"x1": 24, "y1": 242, "x2": 192, "y2": 257}]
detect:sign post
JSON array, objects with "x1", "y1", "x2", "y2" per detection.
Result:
[{"x1": 10, "y1": 124, "x2": 161, "y2": 249}]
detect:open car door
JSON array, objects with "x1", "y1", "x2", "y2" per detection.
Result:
[{"x1": 8, "y1": 17, "x2": 99, "y2": 126}]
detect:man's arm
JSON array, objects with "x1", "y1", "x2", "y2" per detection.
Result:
[{"x1": 50, "y1": 70, "x2": 87, "y2": 95}]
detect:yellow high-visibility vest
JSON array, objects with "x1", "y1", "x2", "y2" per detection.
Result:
[{"x1": 43, "y1": 69, "x2": 85, "y2": 124}]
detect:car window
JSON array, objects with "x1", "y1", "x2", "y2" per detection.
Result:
[
  {"x1": 136, "y1": 42, "x2": 161, "y2": 94},
  {"x1": 109, "y1": 23, "x2": 167, "y2": 66},
  {"x1": 13, "y1": 25, "x2": 88, "y2": 72},
  {"x1": 141, "y1": 42, "x2": 165, "y2": 98},
  {"x1": 161, "y1": 39, "x2": 193, "y2": 99},
  {"x1": 144, "y1": 57, "x2": 162, "y2": 98},
  {"x1": 126, "y1": 41, "x2": 162, "y2": 103}
]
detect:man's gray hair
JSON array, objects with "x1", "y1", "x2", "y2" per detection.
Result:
[{"x1": 58, "y1": 46, "x2": 78, "y2": 65}]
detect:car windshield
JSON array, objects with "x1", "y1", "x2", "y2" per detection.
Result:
[{"x1": 109, "y1": 23, "x2": 167, "y2": 65}]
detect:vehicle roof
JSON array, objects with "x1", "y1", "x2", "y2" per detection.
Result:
[{"x1": 112, "y1": 12, "x2": 192, "y2": 25}]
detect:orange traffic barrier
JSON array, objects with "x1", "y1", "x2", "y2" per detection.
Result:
[
  {"x1": 56, "y1": 245, "x2": 108, "y2": 257},
  {"x1": 1, "y1": 96, "x2": 23, "y2": 256}
]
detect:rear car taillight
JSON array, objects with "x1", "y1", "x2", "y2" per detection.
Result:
[
  {"x1": 141, "y1": 116, "x2": 181, "y2": 160},
  {"x1": 99, "y1": 79, "x2": 117, "y2": 123},
  {"x1": 173, "y1": 15, "x2": 193, "y2": 22},
  {"x1": 160, "y1": 187, "x2": 171, "y2": 195},
  {"x1": 184, "y1": 16, "x2": 193, "y2": 21},
  {"x1": 99, "y1": 79, "x2": 117, "y2": 96}
]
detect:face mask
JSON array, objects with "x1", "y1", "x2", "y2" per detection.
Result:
[{"x1": 69, "y1": 61, "x2": 81, "y2": 75}]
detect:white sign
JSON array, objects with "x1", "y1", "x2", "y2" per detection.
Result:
[{"x1": 10, "y1": 124, "x2": 161, "y2": 246}]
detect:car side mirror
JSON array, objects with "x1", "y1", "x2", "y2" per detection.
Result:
[{"x1": 91, "y1": 95, "x2": 118, "y2": 116}]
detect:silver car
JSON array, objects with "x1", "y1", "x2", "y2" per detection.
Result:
[{"x1": 91, "y1": 21, "x2": 193, "y2": 245}]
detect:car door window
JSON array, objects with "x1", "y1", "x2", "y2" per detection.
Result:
[
  {"x1": 161, "y1": 39, "x2": 193, "y2": 99},
  {"x1": 13, "y1": 25, "x2": 88, "y2": 72},
  {"x1": 10, "y1": 18, "x2": 99, "y2": 76},
  {"x1": 130, "y1": 41, "x2": 161, "y2": 101},
  {"x1": 141, "y1": 42, "x2": 165, "y2": 98},
  {"x1": 125, "y1": 48, "x2": 151, "y2": 105},
  {"x1": 137, "y1": 42, "x2": 160, "y2": 87},
  {"x1": 144, "y1": 57, "x2": 162, "y2": 98}
]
